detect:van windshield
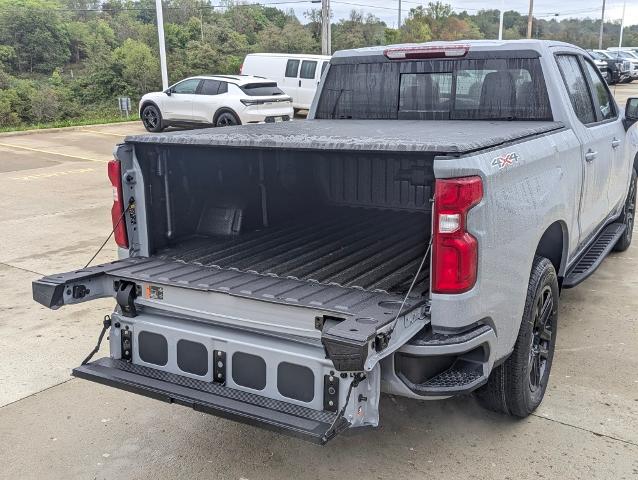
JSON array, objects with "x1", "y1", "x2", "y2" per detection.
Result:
[
  {"x1": 315, "y1": 57, "x2": 552, "y2": 121},
  {"x1": 241, "y1": 83, "x2": 285, "y2": 96}
]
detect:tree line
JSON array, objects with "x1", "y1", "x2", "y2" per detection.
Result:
[{"x1": 1, "y1": 0, "x2": 637, "y2": 128}]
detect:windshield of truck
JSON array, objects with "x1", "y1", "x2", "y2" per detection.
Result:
[{"x1": 315, "y1": 57, "x2": 553, "y2": 121}]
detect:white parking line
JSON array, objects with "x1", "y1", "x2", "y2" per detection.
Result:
[
  {"x1": 79, "y1": 129, "x2": 129, "y2": 137},
  {"x1": 0, "y1": 141, "x2": 106, "y2": 163}
]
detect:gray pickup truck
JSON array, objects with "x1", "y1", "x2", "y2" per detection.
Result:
[{"x1": 33, "y1": 40, "x2": 638, "y2": 443}]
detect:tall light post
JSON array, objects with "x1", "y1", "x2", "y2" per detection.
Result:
[
  {"x1": 155, "y1": 0, "x2": 169, "y2": 90},
  {"x1": 312, "y1": 0, "x2": 331, "y2": 55},
  {"x1": 526, "y1": 0, "x2": 534, "y2": 39},
  {"x1": 398, "y1": 0, "x2": 402, "y2": 29},
  {"x1": 618, "y1": 0, "x2": 627, "y2": 49},
  {"x1": 598, "y1": 0, "x2": 606, "y2": 49},
  {"x1": 321, "y1": 0, "x2": 331, "y2": 55},
  {"x1": 498, "y1": 0, "x2": 505, "y2": 40}
]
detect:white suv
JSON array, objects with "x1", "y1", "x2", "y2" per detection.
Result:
[{"x1": 139, "y1": 75, "x2": 294, "y2": 132}]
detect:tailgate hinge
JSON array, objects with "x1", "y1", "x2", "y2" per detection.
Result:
[{"x1": 115, "y1": 281, "x2": 137, "y2": 317}]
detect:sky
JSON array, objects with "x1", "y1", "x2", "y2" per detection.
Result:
[{"x1": 272, "y1": 0, "x2": 638, "y2": 29}]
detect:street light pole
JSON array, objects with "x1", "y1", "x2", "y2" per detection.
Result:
[
  {"x1": 618, "y1": 0, "x2": 627, "y2": 49},
  {"x1": 498, "y1": 0, "x2": 505, "y2": 40},
  {"x1": 398, "y1": 0, "x2": 402, "y2": 29},
  {"x1": 155, "y1": 0, "x2": 169, "y2": 90},
  {"x1": 526, "y1": 0, "x2": 534, "y2": 39},
  {"x1": 321, "y1": 0, "x2": 331, "y2": 55},
  {"x1": 598, "y1": 0, "x2": 606, "y2": 49}
]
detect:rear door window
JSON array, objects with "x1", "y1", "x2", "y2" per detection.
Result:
[
  {"x1": 556, "y1": 55, "x2": 596, "y2": 125},
  {"x1": 285, "y1": 59, "x2": 300, "y2": 78},
  {"x1": 300, "y1": 60, "x2": 318, "y2": 79},
  {"x1": 200, "y1": 80, "x2": 221, "y2": 95}
]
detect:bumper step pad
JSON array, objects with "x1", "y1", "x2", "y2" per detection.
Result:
[
  {"x1": 563, "y1": 222, "x2": 625, "y2": 288},
  {"x1": 73, "y1": 358, "x2": 346, "y2": 444}
]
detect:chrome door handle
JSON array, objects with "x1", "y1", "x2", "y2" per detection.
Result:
[
  {"x1": 611, "y1": 138, "x2": 621, "y2": 149},
  {"x1": 585, "y1": 150, "x2": 597, "y2": 162}
]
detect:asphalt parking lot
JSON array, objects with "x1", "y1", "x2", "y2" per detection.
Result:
[{"x1": 1, "y1": 84, "x2": 638, "y2": 480}]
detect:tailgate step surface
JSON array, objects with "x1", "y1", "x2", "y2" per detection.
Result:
[{"x1": 74, "y1": 357, "x2": 345, "y2": 444}]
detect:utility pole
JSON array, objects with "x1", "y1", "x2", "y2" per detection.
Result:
[
  {"x1": 526, "y1": 0, "x2": 534, "y2": 39},
  {"x1": 598, "y1": 0, "x2": 606, "y2": 49},
  {"x1": 618, "y1": 0, "x2": 627, "y2": 49},
  {"x1": 398, "y1": 0, "x2": 402, "y2": 29},
  {"x1": 498, "y1": 0, "x2": 505, "y2": 40},
  {"x1": 321, "y1": 0, "x2": 331, "y2": 55},
  {"x1": 155, "y1": 0, "x2": 169, "y2": 90}
]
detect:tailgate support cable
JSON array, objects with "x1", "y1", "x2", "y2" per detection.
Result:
[
  {"x1": 83, "y1": 202, "x2": 132, "y2": 269},
  {"x1": 321, "y1": 373, "x2": 365, "y2": 443},
  {"x1": 81, "y1": 315, "x2": 112, "y2": 365},
  {"x1": 386, "y1": 239, "x2": 432, "y2": 339}
]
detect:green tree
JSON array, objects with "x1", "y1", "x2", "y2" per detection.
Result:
[
  {"x1": 112, "y1": 38, "x2": 160, "y2": 95},
  {"x1": 256, "y1": 20, "x2": 318, "y2": 54},
  {"x1": 0, "y1": 0, "x2": 70, "y2": 73},
  {"x1": 399, "y1": 7, "x2": 432, "y2": 43}
]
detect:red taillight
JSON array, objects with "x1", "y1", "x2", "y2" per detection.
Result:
[
  {"x1": 432, "y1": 176, "x2": 483, "y2": 294},
  {"x1": 107, "y1": 160, "x2": 128, "y2": 249},
  {"x1": 239, "y1": 63, "x2": 243, "y2": 74},
  {"x1": 384, "y1": 44, "x2": 470, "y2": 60}
]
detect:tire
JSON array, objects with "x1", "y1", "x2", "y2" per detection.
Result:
[
  {"x1": 475, "y1": 256, "x2": 559, "y2": 417},
  {"x1": 141, "y1": 104, "x2": 164, "y2": 133},
  {"x1": 607, "y1": 69, "x2": 616, "y2": 85},
  {"x1": 614, "y1": 168, "x2": 637, "y2": 252},
  {"x1": 215, "y1": 111, "x2": 240, "y2": 127}
]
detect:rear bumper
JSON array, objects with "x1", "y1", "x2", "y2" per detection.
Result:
[
  {"x1": 74, "y1": 357, "x2": 346, "y2": 444},
  {"x1": 381, "y1": 324, "x2": 497, "y2": 399}
]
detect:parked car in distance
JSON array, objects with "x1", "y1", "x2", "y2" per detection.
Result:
[
  {"x1": 240, "y1": 53, "x2": 331, "y2": 112},
  {"x1": 139, "y1": 75, "x2": 293, "y2": 132},
  {"x1": 588, "y1": 50, "x2": 628, "y2": 84},
  {"x1": 599, "y1": 49, "x2": 638, "y2": 82}
]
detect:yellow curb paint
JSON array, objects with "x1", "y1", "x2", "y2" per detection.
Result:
[{"x1": 0, "y1": 142, "x2": 106, "y2": 163}]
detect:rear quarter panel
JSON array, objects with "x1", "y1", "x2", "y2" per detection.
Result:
[{"x1": 431, "y1": 129, "x2": 582, "y2": 360}]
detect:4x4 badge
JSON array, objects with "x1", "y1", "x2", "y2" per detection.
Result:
[{"x1": 492, "y1": 152, "x2": 520, "y2": 169}]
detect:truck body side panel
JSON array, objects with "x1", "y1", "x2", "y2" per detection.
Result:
[{"x1": 430, "y1": 129, "x2": 582, "y2": 360}]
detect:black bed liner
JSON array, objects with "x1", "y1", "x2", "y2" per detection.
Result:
[
  {"x1": 157, "y1": 208, "x2": 430, "y2": 295},
  {"x1": 126, "y1": 119, "x2": 565, "y2": 154}
]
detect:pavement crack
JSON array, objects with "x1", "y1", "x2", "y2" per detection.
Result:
[
  {"x1": 0, "y1": 261, "x2": 44, "y2": 277},
  {"x1": 0, "y1": 378, "x2": 74, "y2": 409},
  {"x1": 531, "y1": 413, "x2": 638, "y2": 448}
]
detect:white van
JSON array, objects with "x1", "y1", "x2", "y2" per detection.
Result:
[{"x1": 240, "y1": 53, "x2": 331, "y2": 111}]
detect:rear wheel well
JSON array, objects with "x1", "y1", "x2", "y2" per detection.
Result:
[
  {"x1": 213, "y1": 108, "x2": 241, "y2": 125},
  {"x1": 535, "y1": 221, "x2": 566, "y2": 279}
]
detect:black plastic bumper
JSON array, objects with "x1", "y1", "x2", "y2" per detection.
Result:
[{"x1": 73, "y1": 357, "x2": 347, "y2": 444}]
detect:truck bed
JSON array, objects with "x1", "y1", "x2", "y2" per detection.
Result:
[
  {"x1": 126, "y1": 119, "x2": 565, "y2": 154},
  {"x1": 157, "y1": 207, "x2": 429, "y2": 295}
]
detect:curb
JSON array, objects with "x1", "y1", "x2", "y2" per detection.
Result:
[{"x1": 0, "y1": 121, "x2": 141, "y2": 138}]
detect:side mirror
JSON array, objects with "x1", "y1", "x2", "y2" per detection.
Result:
[
  {"x1": 624, "y1": 97, "x2": 638, "y2": 130},
  {"x1": 165, "y1": 89, "x2": 172, "y2": 96}
]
